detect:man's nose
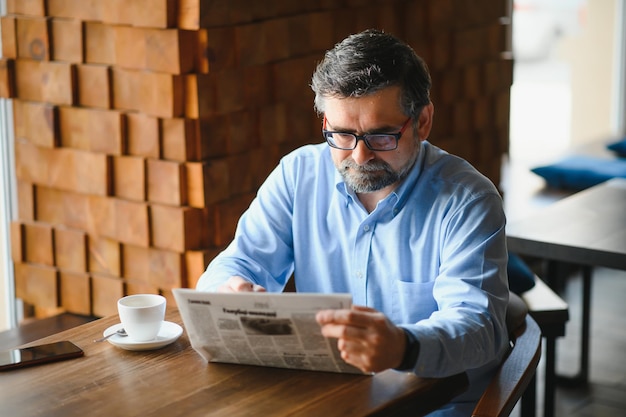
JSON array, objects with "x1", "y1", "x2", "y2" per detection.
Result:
[{"x1": 351, "y1": 140, "x2": 375, "y2": 165}]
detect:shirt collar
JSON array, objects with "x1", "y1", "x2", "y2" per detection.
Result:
[{"x1": 333, "y1": 141, "x2": 428, "y2": 213}]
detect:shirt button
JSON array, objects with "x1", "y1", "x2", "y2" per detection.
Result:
[
  {"x1": 363, "y1": 225, "x2": 370, "y2": 232},
  {"x1": 356, "y1": 271, "x2": 363, "y2": 279}
]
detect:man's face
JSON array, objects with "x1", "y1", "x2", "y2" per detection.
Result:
[{"x1": 323, "y1": 86, "x2": 423, "y2": 194}]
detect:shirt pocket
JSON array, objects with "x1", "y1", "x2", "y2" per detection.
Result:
[{"x1": 392, "y1": 279, "x2": 438, "y2": 324}]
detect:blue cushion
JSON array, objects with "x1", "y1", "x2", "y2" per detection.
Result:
[
  {"x1": 507, "y1": 252, "x2": 535, "y2": 295},
  {"x1": 607, "y1": 138, "x2": 626, "y2": 157},
  {"x1": 531, "y1": 155, "x2": 626, "y2": 190}
]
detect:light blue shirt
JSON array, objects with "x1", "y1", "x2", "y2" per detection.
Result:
[{"x1": 197, "y1": 141, "x2": 509, "y2": 406}]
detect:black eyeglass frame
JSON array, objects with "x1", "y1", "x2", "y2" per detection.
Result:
[{"x1": 322, "y1": 116, "x2": 413, "y2": 151}]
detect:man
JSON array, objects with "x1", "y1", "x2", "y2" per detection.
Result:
[{"x1": 197, "y1": 29, "x2": 509, "y2": 415}]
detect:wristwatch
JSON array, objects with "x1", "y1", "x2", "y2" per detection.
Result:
[{"x1": 395, "y1": 328, "x2": 420, "y2": 371}]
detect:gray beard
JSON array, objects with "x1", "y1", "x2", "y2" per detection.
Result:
[{"x1": 338, "y1": 156, "x2": 415, "y2": 193}]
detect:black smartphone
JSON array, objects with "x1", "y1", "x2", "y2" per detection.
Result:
[{"x1": 0, "y1": 341, "x2": 84, "y2": 371}]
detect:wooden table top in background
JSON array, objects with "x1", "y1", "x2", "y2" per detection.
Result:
[
  {"x1": 507, "y1": 178, "x2": 626, "y2": 270},
  {"x1": 0, "y1": 309, "x2": 468, "y2": 417}
]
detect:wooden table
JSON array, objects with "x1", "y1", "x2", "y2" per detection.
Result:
[
  {"x1": 507, "y1": 178, "x2": 626, "y2": 387},
  {"x1": 0, "y1": 309, "x2": 468, "y2": 417}
]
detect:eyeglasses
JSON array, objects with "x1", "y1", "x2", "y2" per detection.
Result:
[{"x1": 322, "y1": 116, "x2": 412, "y2": 151}]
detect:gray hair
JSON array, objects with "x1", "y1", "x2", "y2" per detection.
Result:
[{"x1": 311, "y1": 29, "x2": 432, "y2": 120}]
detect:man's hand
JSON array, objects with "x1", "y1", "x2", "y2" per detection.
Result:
[
  {"x1": 316, "y1": 305, "x2": 407, "y2": 373},
  {"x1": 216, "y1": 276, "x2": 266, "y2": 293}
]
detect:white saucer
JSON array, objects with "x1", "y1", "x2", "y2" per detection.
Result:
[{"x1": 103, "y1": 321, "x2": 183, "y2": 351}]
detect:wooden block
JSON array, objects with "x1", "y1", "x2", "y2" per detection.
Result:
[
  {"x1": 111, "y1": 67, "x2": 139, "y2": 112},
  {"x1": 285, "y1": 99, "x2": 315, "y2": 145},
  {"x1": 186, "y1": 160, "x2": 229, "y2": 208},
  {"x1": 59, "y1": 271, "x2": 92, "y2": 315},
  {"x1": 88, "y1": 235, "x2": 121, "y2": 276},
  {"x1": 259, "y1": 103, "x2": 287, "y2": 146},
  {"x1": 123, "y1": 244, "x2": 186, "y2": 290},
  {"x1": 188, "y1": 73, "x2": 217, "y2": 119},
  {"x1": 0, "y1": 58, "x2": 16, "y2": 98},
  {"x1": 10, "y1": 222, "x2": 24, "y2": 263},
  {"x1": 202, "y1": 26, "x2": 237, "y2": 72},
  {"x1": 285, "y1": 15, "x2": 312, "y2": 58},
  {"x1": 84, "y1": 22, "x2": 116, "y2": 65},
  {"x1": 235, "y1": 22, "x2": 267, "y2": 66},
  {"x1": 263, "y1": 19, "x2": 290, "y2": 62},
  {"x1": 123, "y1": 28, "x2": 195, "y2": 74},
  {"x1": 1, "y1": 16, "x2": 17, "y2": 58},
  {"x1": 86, "y1": 194, "x2": 116, "y2": 238},
  {"x1": 177, "y1": 0, "x2": 203, "y2": 30},
  {"x1": 484, "y1": 59, "x2": 513, "y2": 94},
  {"x1": 15, "y1": 141, "x2": 110, "y2": 195},
  {"x1": 76, "y1": 64, "x2": 111, "y2": 109},
  {"x1": 13, "y1": 100, "x2": 57, "y2": 147},
  {"x1": 103, "y1": 0, "x2": 176, "y2": 28},
  {"x1": 463, "y1": 64, "x2": 482, "y2": 99},
  {"x1": 148, "y1": 248, "x2": 185, "y2": 289},
  {"x1": 242, "y1": 65, "x2": 272, "y2": 107},
  {"x1": 24, "y1": 222, "x2": 55, "y2": 266},
  {"x1": 91, "y1": 273, "x2": 124, "y2": 317},
  {"x1": 197, "y1": 116, "x2": 228, "y2": 159},
  {"x1": 126, "y1": 112, "x2": 160, "y2": 158},
  {"x1": 115, "y1": 199, "x2": 150, "y2": 247},
  {"x1": 14, "y1": 59, "x2": 74, "y2": 105},
  {"x1": 214, "y1": 69, "x2": 245, "y2": 114},
  {"x1": 50, "y1": 18, "x2": 83, "y2": 63},
  {"x1": 430, "y1": 33, "x2": 453, "y2": 71},
  {"x1": 34, "y1": 187, "x2": 68, "y2": 226},
  {"x1": 124, "y1": 279, "x2": 159, "y2": 295},
  {"x1": 185, "y1": 249, "x2": 218, "y2": 288},
  {"x1": 112, "y1": 155, "x2": 146, "y2": 201},
  {"x1": 213, "y1": 193, "x2": 254, "y2": 246},
  {"x1": 147, "y1": 159, "x2": 187, "y2": 205},
  {"x1": 35, "y1": 188, "x2": 113, "y2": 237},
  {"x1": 16, "y1": 180, "x2": 34, "y2": 221},
  {"x1": 195, "y1": 29, "x2": 209, "y2": 73},
  {"x1": 227, "y1": 109, "x2": 258, "y2": 153},
  {"x1": 14, "y1": 262, "x2": 59, "y2": 309},
  {"x1": 48, "y1": 0, "x2": 103, "y2": 21},
  {"x1": 184, "y1": 74, "x2": 199, "y2": 118},
  {"x1": 140, "y1": 71, "x2": 185, "y2": 118},
  {"x1": 121, "y1": 244, "x2": 150, "y2": 282},
  {"x1": 14, "y1": 138, "x2": 49, "y2": 185},
  {"x1": 272, "y1": 57, "x2": 315, "y2": 103},
  {"x1": 58, "y1": 106, "x2": 125, "y2": 154},
  {"x1": 226, "y1": 154, "x2": 253, "y2": 195},
  {"x1": 16, "y1": 16, "x2": 50, "y2": 61},
  {"x1": 308, "y1": 12, "x2": 336, "y2": 53},
  {"x1": 112, "y1": 68, "x2": 184, "y2": 118},
  {"x1": 55, "y1": 227, "x2": 87, "y2": 273},
  {"x1": 150, "y1": 204, "x2": 205, "y2": 252},
  {"x1": 6, "y1": 0, "x2": 46, "y2": 16},
  {"x1": 133, "y1": 0, "x2": 177, "y2": 28},
  {"x1": 149, "y1": 29, "x2": 196, "y2": 74},
  {"x1": 99, "y1": 0, "x2": 128, "y2": 26},
  {"x1": 114, "y1": 26, "x2": 145, "y2": 71},
  {"x1": 473, "y1": 97, "x2": 490, "y2": 131},
  {"x1": 161, "y1": 117, "x2": 199, "y2": 161}
]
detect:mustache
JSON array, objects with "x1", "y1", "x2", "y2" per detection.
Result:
[{"x1": 339, "y1": 158, "x2": 393, "y2": 173}]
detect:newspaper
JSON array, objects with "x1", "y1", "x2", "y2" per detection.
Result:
[{"x1": 173, "y1": 289, "x2": 365, "y2": 374}]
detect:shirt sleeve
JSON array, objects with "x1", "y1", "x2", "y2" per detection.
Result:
[
  {"x1": 401, "y1": 192, "x2": 510, "y2": 381},
  {"x1": 196, "y1": 158, "x2": 296, "y2": 292}
]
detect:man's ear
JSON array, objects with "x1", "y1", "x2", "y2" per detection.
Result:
[{"x1": 417, "y1": 103, "x2": 434, "y2": 141}]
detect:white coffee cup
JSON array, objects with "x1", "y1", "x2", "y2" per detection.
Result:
[{"x1": 117, "y1": 294, "x2": 166, "y2": 342}]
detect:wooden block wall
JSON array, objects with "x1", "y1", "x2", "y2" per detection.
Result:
[{"x1": 1, "y1": 0, "x2": 512, "y2": 319}]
